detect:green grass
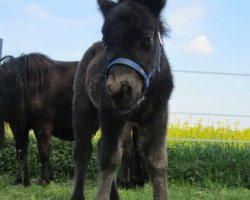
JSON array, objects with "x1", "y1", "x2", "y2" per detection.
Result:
[
  {"x1": 1, "y1": 120, "x2": 249, "y2": 188},
  {"x1": 0, "y1": 175, "x2": 249, "y2": 200},
  {"x1": 1, "y1": 119, "x2": 249, "y2": 200}
]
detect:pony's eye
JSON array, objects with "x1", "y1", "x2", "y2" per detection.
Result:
[
  {"x1": 141, "y1": 36, "x2": 153, "y2": 49},
  {"x1": 102, "y1": 38, "x2": 111, "y2": 53},
  {"x1": 102, "y1": 38, "x2": 107, "y2": 48}
]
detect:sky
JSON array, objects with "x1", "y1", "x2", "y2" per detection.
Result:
[{"x1": 0, "y1": 0, "x2": 250, "y2": 129}]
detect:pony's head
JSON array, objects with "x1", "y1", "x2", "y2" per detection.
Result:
[{"x1": 98, "y1": 0, "x2": 167, "y2": 113}]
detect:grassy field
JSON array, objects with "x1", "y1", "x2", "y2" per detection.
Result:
[
  {"x1": 0, "y1": 175, "x2": 249, "y2": 200},
  {"x1": 1, "y1": 120, "x2": 249, "y2": 199}
]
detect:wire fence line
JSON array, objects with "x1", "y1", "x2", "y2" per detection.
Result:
[
  {"x1": 173, "y1": 69, "x2": 250, "y2": 77},
  {"x1": 171, "y1": 112, "x2": 250, "y2": 119},
  {"x1": 171, "y1": 69, "x2": 250, "y2": 121},
  {"x1": 167, "y1": 138, "x2": 250, "y2": 144}
]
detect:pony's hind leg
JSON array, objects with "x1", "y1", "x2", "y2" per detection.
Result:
[
  {"x1": 117, "y1": 125, "x2": 147, "y2": 189},
  {"x1": 33, "y1": 123, "x2": 53, "y2": 184},
  {"x1": 12, "y1": 125, "x2": 30, "y2": 186},
  {"x1": 130, "y1": 127, "x2": 148, "y2": 187},
  {"x1": 117, "y1": 123, "x2": 132, "y2": 188}
]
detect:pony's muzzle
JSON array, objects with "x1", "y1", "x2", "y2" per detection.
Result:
[
  {"x1": 106, "y1": 83, "x2": 132, "y2": 100},
  {"x1": 105, "y1": 64, "x2": 144, "y2": 113},
  {"x1": 105, "y1": 76, "x2": 138, "y2": 113}
]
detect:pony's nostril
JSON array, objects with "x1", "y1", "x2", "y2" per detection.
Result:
[
  {"x1": 121, "y1": 85, "x2": 132, "y2": 99},
  {"x1": 122, "y1": 85, "x2": 129, "y2": 93}
]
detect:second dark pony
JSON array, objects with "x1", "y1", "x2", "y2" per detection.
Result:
[{"x1": 0, "y1": 53, "x2": 77, "y2": 185}]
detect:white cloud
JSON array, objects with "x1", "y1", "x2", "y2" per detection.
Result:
[
  {"x1": 22, "y1": 4, "x2": 51, "y2": 20},
  {"x1": 168, "y1": 4, "x2": 206, "y2": 37},
  {"x1": 21, "y1": 4, "x2": 96, "y2": 27},
  {"x1": 185, "y1": 35, "x2": 213, "y2": 54}
]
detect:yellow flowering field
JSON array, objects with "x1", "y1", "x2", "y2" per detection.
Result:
[
  {"x1": 4, "y1": 119, "x2": 250, "y2": 142},
  {"x1": 168, "y1": 119, "x2": 250, "y2": 141}
]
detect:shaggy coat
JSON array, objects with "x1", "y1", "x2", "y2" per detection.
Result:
[{"x1": 71, "y1": 0, "x2": 173, "y2": 200}]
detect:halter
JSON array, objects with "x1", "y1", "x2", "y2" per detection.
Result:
[{"x1": 105, "y1": 32, "x2": 164, "y2": 98}]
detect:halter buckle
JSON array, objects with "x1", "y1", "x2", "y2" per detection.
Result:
[{"x1": 158, "y1": 32, "x2": 164, "y2": 46}]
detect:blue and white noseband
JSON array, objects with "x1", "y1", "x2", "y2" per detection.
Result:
[{"x1": 105, "y1": 32, "x2": 163, "y2": 97}]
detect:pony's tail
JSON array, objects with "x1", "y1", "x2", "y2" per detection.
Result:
[{"x1": 0, "y1": 120, "x2": 5, "y2": 148}]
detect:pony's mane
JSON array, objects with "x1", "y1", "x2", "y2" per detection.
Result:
[
  {"x1": 0, "y1": 55, "x2": 15, "y2": 64},
  {"x1": 21, "y1": 53, "x2": 53, "y2": 89},
  {"x1": 0, "y1": 53, "x2": 56, "y2": 114},
  {"x1": 0, "y1": 53, "x2": 55, "y2": 90}
]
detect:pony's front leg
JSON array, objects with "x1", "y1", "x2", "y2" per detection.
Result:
[
  {"x1": 71, "y1": 98, "x2": 98, "y2": 200},
  {"x1": 148, "y1": 140, "x2": 168, "y2": 200},
  {"x1": 137, "y1": 116, "x2": 168, "y2": 200},
  {"x1": 96, "y1": 113, "x2": 126, "y2": 200}
]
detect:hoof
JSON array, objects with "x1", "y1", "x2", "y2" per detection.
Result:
[
  {"x1": 131, "y1": 178, "x2": 145, "y2": 188},
  {"x1": 23, "y1": 179, "x2": 31, "y2": 187},
  {"x1": 14, "y1": 177, "x2": 30, "y2": 186},
  {"x1": 71, "y1": 193, "x2": 84, "y2": 200},
  {"x1": 33, "y1": 177, "x2": 51, "y2": 185},
  {"x1": 117, "y1": 177, "x2": 145, "y2": 189},
  {"x1": 117, "y1": 177, "x2": 129, "y2": 189},
  {"x1": 14, "y1": 177, "x2": 22, "y2": 185},
  {"x1": 117, "y1": 180, "x2": 137, "y2": 189}
]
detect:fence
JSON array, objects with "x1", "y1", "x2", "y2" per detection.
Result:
[{"x1": 170, "y1": 69, "x2": 250, "y2": 121}]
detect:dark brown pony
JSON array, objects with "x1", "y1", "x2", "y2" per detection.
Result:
[{"x1": 0, "y1": 53, "x2": 77, "y2": 185}]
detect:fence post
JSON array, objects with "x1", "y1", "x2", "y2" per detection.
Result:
[{"x1": 0, "y1": 38, "x2": 3, "y2": 59}]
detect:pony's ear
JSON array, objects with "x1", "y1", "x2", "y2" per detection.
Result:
[
  {"x1": 138, "y1": 0, "x2": 167, "y2": 16},
  {"x1": 97, "y1": 0, "x2": 117, "y2": 17}
]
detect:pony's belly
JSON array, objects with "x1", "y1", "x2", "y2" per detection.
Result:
[{"x1": 52, "y1": 124, "x2": 74, "y2": 141}]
